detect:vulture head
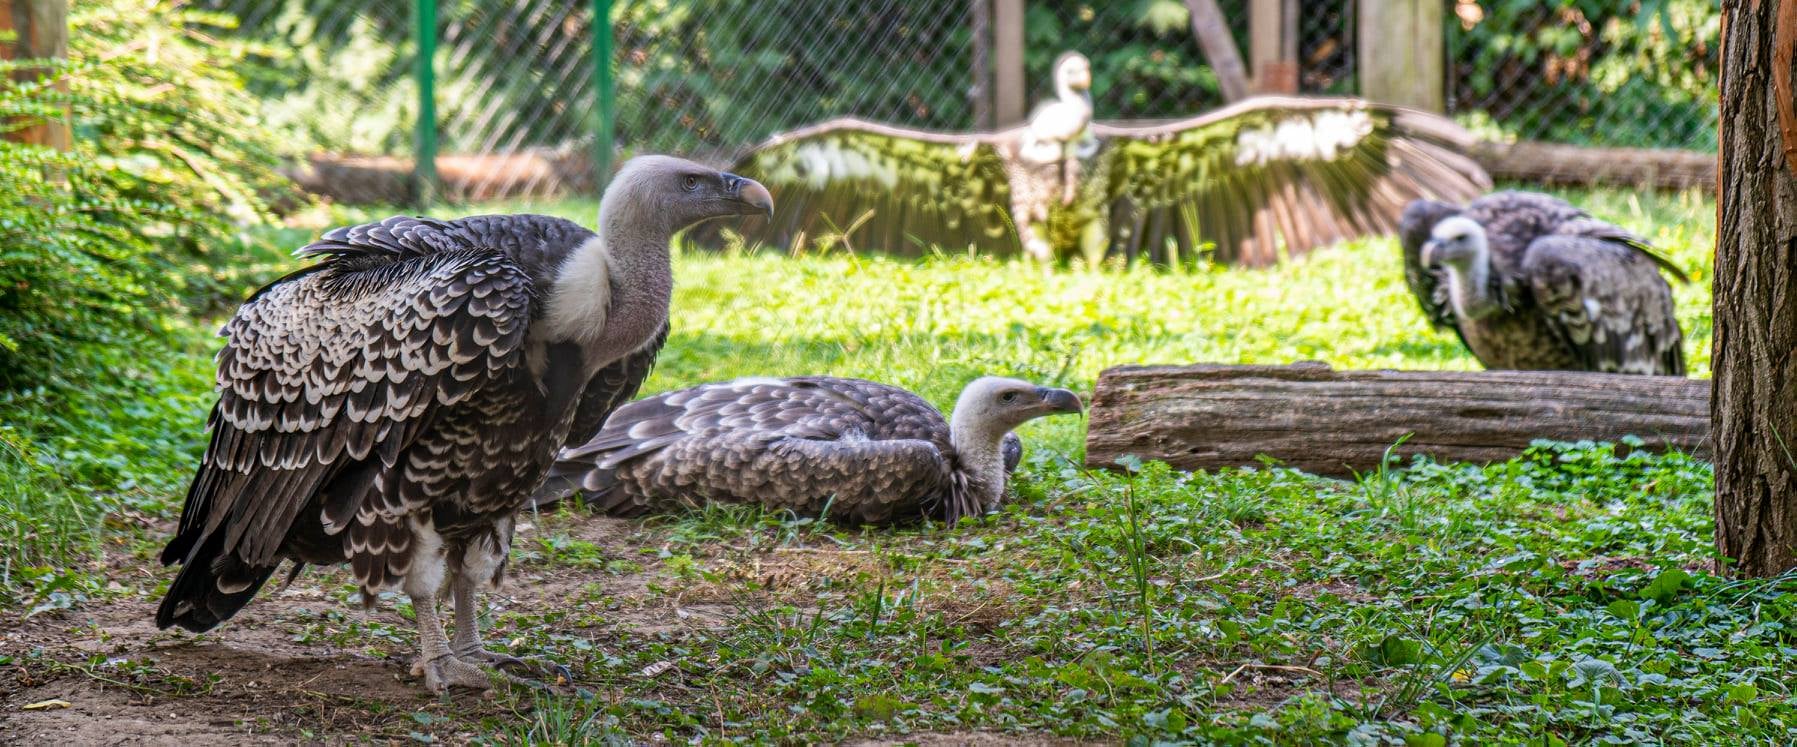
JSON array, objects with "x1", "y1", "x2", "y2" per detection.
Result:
[
  {"x1": 602, "y1": 155, "x2": 774, "y2": 237},
  {"x1": 1052, "y1": 51, "x2": 1093, "y2": 98},
  {"x1": 1421, "y1": 215, "x2": 1489, "y2": 271},
  {"x1": 946, "y1": 376, "x2": 1082, "y2": 521}
]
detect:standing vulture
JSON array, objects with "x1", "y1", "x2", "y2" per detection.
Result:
[
  {"x1": 533, "y1": 376, "x2": 1083, "y2": 526},
  {"x1": 1398, "y1": 191, "x2": 1686, "y2": 375},
  {"x1": 697, "y1": 51, "x2": 1489, "y2": 266},
  {"x1": 155, "y1": 155, "x2": 773, "y2": 693}
]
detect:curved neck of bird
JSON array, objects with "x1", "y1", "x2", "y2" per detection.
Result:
[
  {"x1": 948, "y1": 412, "x2": 1010, "y2": 513},
  {"x1": 1056, "y1": 81, "x2": 1092, "y2": 112},
  {"x1": 548, "y1": 200, "x2": 675, "y2": 372},
  {"x1": 1442, "y1": 245, "x2": 1498, "y2": 322}
]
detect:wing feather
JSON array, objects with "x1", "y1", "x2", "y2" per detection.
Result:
[
  {"x1": 1520, "y1": 235, "x2": 1685, "y2": 376},
  {"x1": 162, "y1": 240, "x2": 532, "y2": 573},
  {"x1": 691, "y1": 119, "x2": 1020, "y2": 257},
  {"x1": 1093, "y1": 97, "x2": 1490, "y2": 266}
]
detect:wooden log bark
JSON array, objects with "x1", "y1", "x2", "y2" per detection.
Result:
[
  {"x1": 281, "y1": 148, "x2": 596, "y2": 204},
  {"x1": 1, "y1": 0, "x2": 71, "y2": 150},
  {"x1": 1084, "y1": 362, "x2": 1710, "y2": 477},
  {"x1": 1471, "y1": 140, "x2": 1715, "y2": 192}
]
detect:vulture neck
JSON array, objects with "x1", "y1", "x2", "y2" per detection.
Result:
[
  {"x1": 1443, "y1": 257, "x2": 1499, "y2": 322},
  {"x1": 546, "y1": 202, "x2": 675, "y2": 373},
  {"x1": 948, "y1": 412, "x2": 1010, "y2": 513}
]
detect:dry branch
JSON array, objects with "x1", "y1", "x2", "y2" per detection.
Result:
[{"x1": 1084, "y1": 362, "x2": 1710, "y2": 476}]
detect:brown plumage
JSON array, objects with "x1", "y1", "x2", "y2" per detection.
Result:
[
  {"x1": 1398, "y1": 191, "x2": 1686, "y2": 375},
  {"x1": 696, "y1": 52, "x2": 1490, "y2": 267},
  {"x1": 155, "y1": 155, "x2": 772, "y2": 692},
  {"x1": 534, "y1": 376, "x2": 1082, "y2": 526}
]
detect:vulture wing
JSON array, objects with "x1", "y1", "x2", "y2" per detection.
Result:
[
  {"x1": 1520, "y1": 234, "x2": 1686, "y2": 376},
  {"x1": 697, "y1": 119, "x2": 1021, "y2": 256},
  {"x1": 537, "y1": 377, "x2": 956, "y2": 525},
  {"x1": 563, "y1": 322, "x2": 669, "y2": 449},
  {"x1": 1093, "y1": 97, "x2": 1491, "y2": 266},
  {"x1": 157, "y1": 217, "x2": 534, "y2": 632}
]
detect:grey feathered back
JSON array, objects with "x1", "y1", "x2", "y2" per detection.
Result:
[
  {"x1": 536, "y1": 377, "x2": 1016, "y2": 526},
  {"x1": 1398, "y1": 191, "x2": 1686, "y2": 376}
]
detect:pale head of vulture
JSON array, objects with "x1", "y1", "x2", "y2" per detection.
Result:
[
  {"x1": 949, "y1": 376, "x2": 1083, "y2": 515},
  {"x1": 1052, "y1": 51, "x2": 1093, "y2": 98},
  {"x1": 1422, "y1": 215, "x2": 1497, "y2": 320},
  {"x1": 550, "y1": 155, "x2": 772, "y2": 359},
  {"x1": 601, "y1": 155, "x2": 774, "y2": 237}
]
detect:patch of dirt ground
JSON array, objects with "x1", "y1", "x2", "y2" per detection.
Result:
[{"x1": 0, "y1": 514, "x2": 1074, "y2": 745}]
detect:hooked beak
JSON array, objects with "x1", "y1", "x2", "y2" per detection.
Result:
[
  {"x1": 1420, "y1": 239, "x2": 1442, "y2": 268},
  {"x1": 723, "y1": 173, "x2": 774, "y2": 217},
  {"x1": 1036, "y1": 387, "x2": 1084, "y2": 415}
]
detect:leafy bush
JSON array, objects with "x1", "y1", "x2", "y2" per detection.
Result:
[
  {"x1": 0, "y1": 1, "x2": 290, "y2": 390},
  {"x1": 1448, "y1": 0, "x2": 1719, "y2": 150}
]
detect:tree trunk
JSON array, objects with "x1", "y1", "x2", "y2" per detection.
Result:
[
  {"x1": 1, "y1": 0, "x2": 71, "y2": 150},
  {"x1": 1084, "y1": 363, "x2": 1709, "y2": 477},
  {"x1": 1185, "y1": 0, "x2": 1251, "y2": 102},
  {"x1": 1713, "y1": 0, "x2": 1797, "y2": 577}
]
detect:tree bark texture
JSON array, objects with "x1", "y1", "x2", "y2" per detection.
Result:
[
  {"x1": 1, "y1": 0, "x2": 71, "y2": 150},
  {"x1": 1084, "y1": 363, "x2": 1709, "y2": 478},
  {"x1": 1471, "y1": 140, "x2": 1715, "y2": 192},
  {"x1": 1185, "y1": 0, "x2": 1251, "y2": 102},
  {"x1": 1712, "y1": 0, "x2": 1797, "y2": 577}
]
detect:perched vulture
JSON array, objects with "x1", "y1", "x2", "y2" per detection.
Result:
[
  {"x1": 1398, "y1": 191, "x2": 1686, "y2": 375},
  {"x1": 698, "y1": 51, "x2": 1490, "y2": 266},
  {"x1": 155, "y1": 155, "x2": 773, "y2": 692},
  {"x1": 534, "y1": 376, "x2": 1083, "y2": 526}
]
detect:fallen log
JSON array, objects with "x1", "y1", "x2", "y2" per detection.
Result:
[
  {"x1": 1084, "y1": 362, "x2": 1710, "y2": 476},
  {"x1": 1470, "y1": 140, "x2": 1715, "y2": 192},
  {"x1": 280, "y1": 147, "x2": 597, "y2": 205}
]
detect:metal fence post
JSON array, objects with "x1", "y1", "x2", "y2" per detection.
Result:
[
  {"x1": 594, "y1": 0, "x2": 614, "y2": 193},
  {"x1": 413, "y1": 0, "x2": 439, "y2": 206}
]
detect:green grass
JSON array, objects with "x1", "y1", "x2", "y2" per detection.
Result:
[{"x1": 7, "y1": 185, "x2": 1787, "y2": 743}]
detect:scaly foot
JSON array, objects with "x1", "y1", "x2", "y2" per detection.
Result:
[
  {"x1": 413, "y1": 654, "x2": 495, "y2": 694},
  {"x1": 456, "y1": 647, "x2": 573, "y2": 687}
]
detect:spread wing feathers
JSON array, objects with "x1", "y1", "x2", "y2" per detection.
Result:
[
  {"x1": 157, "y1": 222, "x2": 533, "y2": 630},
  {"x1": 1520, "y1": 235, "x2": 1686, "y2": 376},
  {"x1": 535, "y1": 377, "x2": 957, "y2": 524},
  {"x1": 696, "y1": 119, "x2": 1021, "y2": 256},
  {"x1": 1095, "y1": 97, "x2": 1490, "y2": 266}
]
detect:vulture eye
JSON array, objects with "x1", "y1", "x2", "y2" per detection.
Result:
[
  {"x1": 1001, "y1": 392, "x2": 1019, "y2": 404},
  {"x1": 682, "y1": 175, "x2": 700, "y2": 191}
]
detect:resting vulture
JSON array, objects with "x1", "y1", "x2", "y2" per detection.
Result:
[
  {"x1": 155, "y1": 155, "x2": 773, "y2": 692},
  {"x1": 1398, "y1": 191, "x2": 1686, "y2": 375},
  {"x1": 534, "y1": 376, "x2": 1083, "y2": 526},
  {"x1": 699, "y1": 51, "x2": 1490, "y2": 266}
]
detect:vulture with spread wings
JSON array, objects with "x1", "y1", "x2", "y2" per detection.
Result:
[{"x1": 697, "y1": 51, "x2": 1490, "y2": 266}]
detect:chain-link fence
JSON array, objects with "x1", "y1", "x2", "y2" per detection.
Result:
[
  {"x1": 204, "y1": 0, "x2": 1719, "y2": 206},
  {"x1": 1444, "y1": 0, "x2": 1718, "y2": 151}
]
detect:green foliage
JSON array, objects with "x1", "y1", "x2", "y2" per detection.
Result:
[
  {"x1": 0, "y1": 0, "x2": 289, "y2": 390},
  {"x1": 1024, "y1": 0, "x2": 1238, "y2": 119},
  {"x1": 1449, "y1": 0, "x2": 1719, "y2": 150}
]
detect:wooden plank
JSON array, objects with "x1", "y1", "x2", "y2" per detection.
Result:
[
  {"x1": 1358, "y1": 0, "x2": 1443, "y2": 112},
  {"x1": 1084, "y1": 362, "x2": 1710, "y2": 476},
  {"x1": 992, "y1": 0, "x2": 1025, "y2": 126},
  {"x1": 1249, "y1": 0, "x2": 1297, "y2": 93}
]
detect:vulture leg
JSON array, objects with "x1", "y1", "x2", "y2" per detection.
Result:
[
  {"x1": 447, "y1": 521, "x2": 574, "y2": 687},
  {"x1": 403, "y1": 539, "x2": 494, "y2": 693}
]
